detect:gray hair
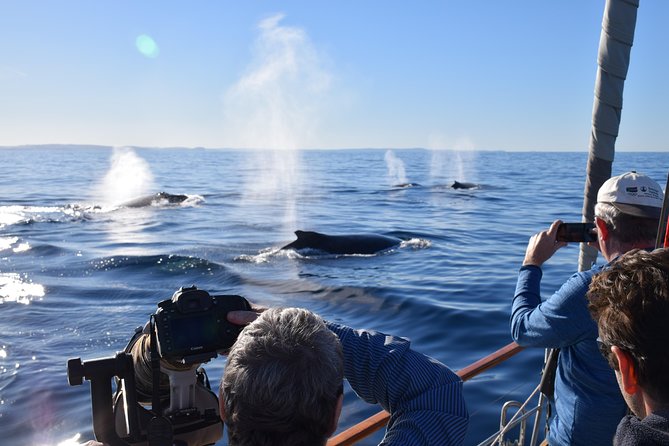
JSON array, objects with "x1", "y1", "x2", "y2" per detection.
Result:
[
  {"x1": 221, "y1": 308, "x2": 344, "y2": 446},
  {"x1": 595, "y1": 202, "x2": 659, "y2": 245}
]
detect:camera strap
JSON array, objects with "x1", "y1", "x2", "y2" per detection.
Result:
[
  {"x1": 148, "y1": 315, "x2": 174, "y2": 446},
  {"x1": 149, "y1": 315, "x2": 162, "y2": 415}
]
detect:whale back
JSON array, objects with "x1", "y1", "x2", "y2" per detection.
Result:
[
  {"x1": 451, "y1": 181, "x2": 478, "y2": 190},
  {"x1": 120, "y1": 192, "x2": 188, "y2": 208},
  {"x1": 281, "y1": 230, "x2": 400, "y2": 255},
  {"x1": 154, "y1": 192, "x2": 188, "y2": 204}
]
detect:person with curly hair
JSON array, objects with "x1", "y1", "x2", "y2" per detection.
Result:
[{"x1": 588, "y1": 248, "x2": 669, "y2": 445}]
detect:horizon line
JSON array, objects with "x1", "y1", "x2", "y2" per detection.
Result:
[{"x1": 1, "y1": 143, "x2": 665, "y2": 153}]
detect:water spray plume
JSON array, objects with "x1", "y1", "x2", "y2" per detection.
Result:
[
  {"x1": 384, "y1": 150, "x2": 408, "y2": 185},
  {"x1": 427, "y1": 135, "x2": 477, "y2": 185},
  {"x1": 222, "y1": 13, "x2": 331, "y2": 230},
  {"x1": 95, "y1": 147, "x2": 156, "y2": 206},
  {"x1": 223, "y1": 13, "x2": 330, "y2": 150}
]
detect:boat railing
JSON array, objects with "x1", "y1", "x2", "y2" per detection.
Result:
[
  {"x1": 476, "y1": 377, "x2": 548, "y2": 446},
  {"x1": 327, "y1": 341, "x2": 553, "y2": 446}
]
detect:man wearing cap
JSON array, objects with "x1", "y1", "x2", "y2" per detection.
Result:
[{"x1": 510, "y1": 171, "x2": 664, "y2": 445}]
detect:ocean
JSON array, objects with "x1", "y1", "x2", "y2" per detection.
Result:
[{"x1": 1, "y1": 146, "x2": 667, "y2": 445}]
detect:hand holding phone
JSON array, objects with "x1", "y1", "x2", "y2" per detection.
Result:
[{"x1": 556, "y1": 222, "x2": 597, "y2": 243}]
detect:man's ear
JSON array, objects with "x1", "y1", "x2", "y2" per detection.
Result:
[
  {"x1": 595, "y1": 217, "x2": 609, "y2": 242},
  {"x1": 327, "y1": 394, "x2": 344, "y2": 437},
  {"x1": 612, "y1": 346, "x2": 640, "y2": 395}
]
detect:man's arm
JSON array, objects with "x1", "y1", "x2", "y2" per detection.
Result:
[
  {"x1": 510, "y1": 220, "x2": 594, "y2": 348},
  {"x1": 511, "y1": 266, "x2": 594, "y2": 347},
  {"x1": 326, "y1": 322, "x2": 468, "y2": 446}
]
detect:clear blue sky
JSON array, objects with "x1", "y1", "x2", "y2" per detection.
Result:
[{"x1": 0, "y1": 1, "x2": 667, "y2": 151}]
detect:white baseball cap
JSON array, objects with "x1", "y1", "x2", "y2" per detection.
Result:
[{"x1": 597, "y1": 171, "x2": 664, "y2": 218}]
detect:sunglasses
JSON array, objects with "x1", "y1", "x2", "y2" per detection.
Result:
[
  {"x1": 596, "y1": 337, "x2": 611, "y2": 359},
  {"x1": 596, "y1": 336, "x2": 647, "y2": 363}
]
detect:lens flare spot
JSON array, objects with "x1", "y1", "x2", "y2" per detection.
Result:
[{"x1": 135, "y1": 34, "x2": 159, "y2": 58}]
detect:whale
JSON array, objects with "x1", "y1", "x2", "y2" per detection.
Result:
[
  {"x1": 119, "y1": 192, "x2": 189, "y2": 208},
  {"x1": 451, "y1": 181, "x2": 478, "y2": 189},
  {"x1": 393, "y1": 182, "x2": 421, "y2": 188},
  {"x1": 281, "y1": 230, "x2": 402, "y2": 255}
]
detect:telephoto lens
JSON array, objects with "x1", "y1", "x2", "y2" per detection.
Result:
[{"x1": 129, "y1": 333, "x2": 198, "y2": 404}]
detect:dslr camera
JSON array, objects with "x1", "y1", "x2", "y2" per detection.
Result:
[
  {"x1": 154, "y1": 286, "x2": 251, "y2": 364},
  {"x1": 67, "y1": 286, "x2": 251, "y2": 446}
]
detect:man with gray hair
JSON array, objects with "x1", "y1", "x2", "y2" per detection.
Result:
[
  {"x1": 510, "y1": 171, "x2": 664, "y2": 445},
  {"x1": 221, "y1": 307, "x2": 469, "y2": 446}
]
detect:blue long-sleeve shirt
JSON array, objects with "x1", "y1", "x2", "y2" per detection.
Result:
[
  {"x1": 510, "y1": 264, "x2": 627, "y2": 445},
  {"x1": 327, "y1": 322, "x2": 469, "y2": 446}
]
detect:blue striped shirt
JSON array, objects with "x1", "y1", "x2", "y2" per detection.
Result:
[{"x1": 327, "y1": 322, "x2": 469, "y2": 445}]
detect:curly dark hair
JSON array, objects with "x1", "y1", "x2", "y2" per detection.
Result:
[{"x1": 588, "y1": 248, "x2": 669, "y2": 404}]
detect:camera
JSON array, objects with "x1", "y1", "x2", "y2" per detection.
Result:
[
  {"x1": 154, "y1": 286, "x2": 252, "y2": 364},
  {"x1": 67, "y1": 286, "x2": 252, "y2": 446},
  {"x1": 556, "y1": 222, "x2": 597, "y2": 243}
]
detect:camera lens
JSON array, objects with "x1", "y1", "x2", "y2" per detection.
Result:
[{"x1": 130, "y1": 334, "x2": 198, "y2": 404}]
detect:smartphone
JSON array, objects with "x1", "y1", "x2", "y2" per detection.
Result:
[{"x1": 556, "y1": 222, "x2": 597, "y2": 243}]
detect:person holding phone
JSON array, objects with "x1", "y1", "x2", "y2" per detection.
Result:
[{"x1": 510, "y1": 171, "x2": 664, "y2": 445}]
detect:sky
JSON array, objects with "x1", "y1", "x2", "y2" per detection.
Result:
[{"x1": 0, "y1": 1, "x2": 667, "y2": 151}]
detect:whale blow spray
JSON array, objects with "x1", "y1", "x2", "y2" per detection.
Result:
[
  {"x1": 95, "y1": 147, "x2": 156, "y2": 206},
  {"x1": 222, "y1": 13, "x2": 331, "y2": 230},
  {"x1": 385, "y1": 150, "x2": 409, "y2": 186}
]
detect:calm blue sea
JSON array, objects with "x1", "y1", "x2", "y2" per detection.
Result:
[{"x1": 0, "y1": 146, "x2": 667, "y2": 445}]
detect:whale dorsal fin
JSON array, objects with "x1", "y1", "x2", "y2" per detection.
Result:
[{"x1": 294, "y1": 230, "x2": 321, "y2": 238}]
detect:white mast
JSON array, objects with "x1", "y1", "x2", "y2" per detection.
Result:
[{"x1": 579, "y1": 0, "x2": 639, "y2": 272}]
